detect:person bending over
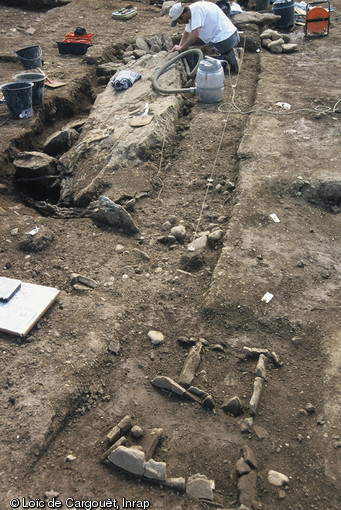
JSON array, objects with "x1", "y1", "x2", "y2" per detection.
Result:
[{"x1": 169, "y1": 1, "x2": 241, "y2": 73}]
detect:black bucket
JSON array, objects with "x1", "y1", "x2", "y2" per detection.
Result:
[
  {"x1": 15, "y1": 46, "x2": 42, "y2": 70},
  {"x1": 272, "y1": 0, "x2": 295, "y2": 29},
  {"x1": 14, "y1": 72, "x2": 46, "y2": 105},
  {"x1": 0, "y1": 81, "x2": 33, "y2": 117},
  {"x1": 256, "y1": 0, "x2": 270, "y2": 9}
]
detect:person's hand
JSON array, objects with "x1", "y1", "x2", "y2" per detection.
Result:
[{"x1": 171, "y1": 44, "x2": 182, "y2": 52}]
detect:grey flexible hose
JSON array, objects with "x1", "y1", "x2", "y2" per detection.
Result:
[{"x1": 152, "y1": 48, "x2": 204, "y2": 95}]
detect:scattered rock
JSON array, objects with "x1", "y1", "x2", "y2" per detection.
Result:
[
  {"x1": 305, "y1": 403, "x2": 315, "y2": 414},
  {"x1": 267, "y1": 470, "x2": 289, "y2": 487},
  {"x1": 171, "y1": 225, "x2": 186, "y2": 243},
  {"x1": 236, "y1": 458, "x2": 251, "y2": 476},
  {"x1": 108, "y1": 339, "x2": 121, "y2": 355},
  {"x1": 188, "y1": 234, "x2": 208, "y2": 252},
  {"x1": 19, "y1": 226, "x2": 54, "y2": 253},
  {"x1": 66, "y1": 454, "x2": 76, "y2": 462},
  {"x1": 89, "y1": 196, "x2": 139, "y2": 234},
  {"x1": 202, "y1": 394, "x2": 215, "y2": 410},
  {"x1": 178, "y1": 341, "x2": 202, "y2": 387},
  {"x1": 70, "y1": 273, "x2": 97, "y2": 289},
  {"x1": 135, "y1": 36, "x2": 149, "y2": 52},
  {"x1": 131, "y1": 425, "x2": 144, "y2": 438},
  {"x1": 221, "y1": 396, "x2": 242, "y2": 416},
  {"x1": 253, "y1": 425, "x2": 270, "y2": 440},
  {"x1": 44, "y1": 491, "x2": 60, "y2": 500},
  {"x1": 180, "y1": 251, "x2": 205, "y2": 272},
  {"x1": 148, "y1": 330, "x2": 165, "y2": 345},
  {"x1": 43, "y1": 128, "x2": 79, "y2": 157},
  {"x1": 208, "y1": 229, "x2": 224, "y2": 246},
  {"x1": 177, "y1": 336, "x2": 197, "y2": 346},
  {"x1": 133, "y1": 248, "x2": 150, "y2": 261},
  {"x1": 240, "y1": 417, "x2": 254, "y2": 433}
]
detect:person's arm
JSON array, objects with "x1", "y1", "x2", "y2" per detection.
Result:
[{"x1": 171, "y1": 28, "x2": 200, "y2": 52}]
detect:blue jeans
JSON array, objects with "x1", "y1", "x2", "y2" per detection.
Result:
[{"x1": 208, "y1": 31, "x2": 240, "y2": 72}]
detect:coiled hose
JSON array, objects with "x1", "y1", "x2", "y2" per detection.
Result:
[{"x1": 152, "y1": 48, "x2": 204, "y2": 95}]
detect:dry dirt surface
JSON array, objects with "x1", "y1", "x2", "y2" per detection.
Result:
[{"x1": 0, "y1": 1, "x2": 341, "y2": 509}]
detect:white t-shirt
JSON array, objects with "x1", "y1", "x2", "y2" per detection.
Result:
[{"x1": 185, "y1": 1, "x2": 237, "y2": 44}]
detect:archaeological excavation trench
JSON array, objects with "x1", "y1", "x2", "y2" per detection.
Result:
[{"x1": 1, "y1": 3, "x2": 340, "y2": 509}]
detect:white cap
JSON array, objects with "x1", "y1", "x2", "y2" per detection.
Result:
[{"x1": 169, "y1": 3, "x2": 185, "y2": 27}]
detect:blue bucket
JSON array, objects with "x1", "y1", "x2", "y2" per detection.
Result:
[
  {"x1": 0, "y1": 81, "x2": 33, "y2": 117},
  {"x1": 15, "y1": 46, "x2": 42, "y2": 70}
]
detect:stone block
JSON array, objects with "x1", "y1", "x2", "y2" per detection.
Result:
[{"x1": 108, "y1": 446, "x2": 145, "y2": 475}]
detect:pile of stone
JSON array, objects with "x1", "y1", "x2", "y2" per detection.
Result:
[
  {"x1": 260, "y1": 29, "x2": 298, "y2": 53},
  {"x1": 102, "y1": 414, "x2": 216, "y2": 500},
  {"x1": 95, "y1": 34, "x2": 173, "y2": 79}
]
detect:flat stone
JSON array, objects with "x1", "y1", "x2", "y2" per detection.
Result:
[
  {"x1": 151, "y1": 376, "x2": 186, "y2": 396},
  {"x1": 106, "y1": 425, "x2": 121, "y2": 445},
  {"x1": 242, "y1": 445, "x2": 258, "y2": 470},
  {"x1": 108, "y1": 446, "x2": 145, "y2": 475},
  {"x1": 237, "y1": 470, "x2": 257, "y2": 508},
  {"x1": 267, "y1": 470, "x2": 289, "y2": 487},
  {"x1": 253, "y1": 425, "x2": 269, "y2": 440},
  {"x1": 243, "y1": 347, "x2": 269, "y2": 359},
  {"x1": 14, "y1": 151, "x2": 59, "y2": 178},
  {"x1": 282, "y1": 43, "x2": 298, "y2": 53},
  {"x1": 144, "y1": 458, "x2": 167, "y2": 481},
  {"x1": 89, "y1": 196, "x2": 139, "y2": 235},
  {"x1": 117, "y1": 415, "x2": 132, "y2": 434},
  {"x1": 236, "y1": 458, "x2": 251, "y2": 476},
  {"x1": 186, "y1": 474, "x2": 214, "y2": 500},
  {"x1": 178, "y1": 341, "x2": 202, "y2": 387},
  {"x1": 188, "y1": 386, "x2": 207, "y2": 398},
  {"x1": 188, "y1": 234, "x2": 208, "y2": 252},
  {"x1": 101, "y1": 436, "x2": 127, "y2": 463},
  {"x1": 165, "y1": 477, "x2": 186, "y2": 492}
]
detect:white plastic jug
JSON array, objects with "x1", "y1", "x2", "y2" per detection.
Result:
[{"x1": 195, "y1": 57, "x2": 225, "y2": 104}]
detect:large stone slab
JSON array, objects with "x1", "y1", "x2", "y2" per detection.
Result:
[{"x1": 59, "y1": 52, "x2": 183, "y2": 207}]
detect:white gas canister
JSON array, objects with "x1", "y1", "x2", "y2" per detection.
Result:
[{"x1": 195, "y1": 57, "x2": 225, "y2": 103}]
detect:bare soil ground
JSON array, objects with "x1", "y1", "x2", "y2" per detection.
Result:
[{"x1": 0, "y1": 1, "x2": 340, "y2": 509}]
